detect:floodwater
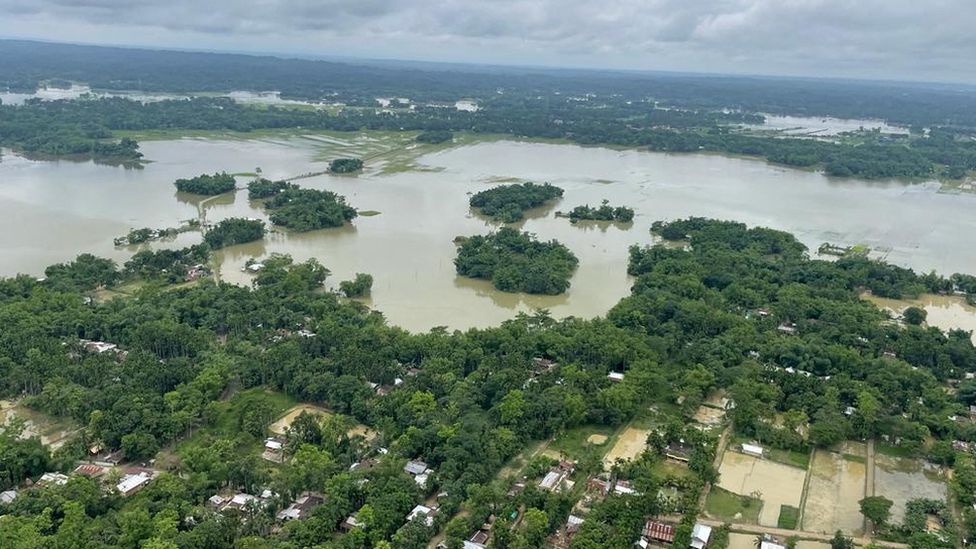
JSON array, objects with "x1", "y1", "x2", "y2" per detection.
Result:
[
  {"x1": 746, "y1": 114, "x2": 909, "y2": 136},
  {"x1": 4, "y1": 137, "x2": 976, "y2": 331},
  {"x1": 874, "y1": 453, "x2": 946, "y2": 524},
  {"x1": 803, "y1": 450, "x2": 866, "y2": 534},
  {"x1": 864, "y1": 293, "x2": 976, "y2": 343},
  {"x1": 717, "y1": 450, "x2": 806, "y2": 528}
]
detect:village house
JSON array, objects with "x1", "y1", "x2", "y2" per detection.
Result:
[
  {"x1": 403, "y1": 459, "x2": 432, "y2": 487},
  {"x1": 759, "y1": 535, "x2": 787, "y2": 549},
  {"x1": 340, "y1": 513, "x2": 364, "y2": 532},
  {"x1": 690, "y1": 523, "x2": 712, "y2": 549},
  {"x1": 607, "y1": 371, "x2": 625, "y2": 382},
  {"x1": 36, "y1": 472, "x2": 69, "y2": 487},
  {"x1": 777, "y1": 322, "x2": 797, "y2": 335},
  {"x1": 664, "y1": 440, "x2": 693, "y2": 462},
  {"x1": 277, "y1": 492, "x2": 325, "y2": 521},
  {"x1": 741, "y1": 443, "x2": 764, "y2": 458},
  {"x1": 0, "y1": 489, "x2": 18, "y2": 504},
  {"x1": 263, "y1": 438, "x2": 285, "y2": 463},
  {"x1": 406, "y1": 503, "x2": 437, "y2": 526},
  {"x1": 539, "y1": 460, "x2": 576, "y2": 492},
  {"x1": 73, "y1": 463, "x2": 106, "y2": 478},
  {"x1": 116, "y1": 472, "x2": 152, "y2": 496},
  {"x1": 640, "y1": 520, "x2": 676, "y2": 547}
]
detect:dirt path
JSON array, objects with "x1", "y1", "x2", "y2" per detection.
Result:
[
  {"x1": 699, "y1": 423, "x2": 733, "y2": 511},
  {"x1": 692, "y1": 517, "x2": 908, "y2": 549},
  {"x1": 864, "y1": 439, "x2": 876, "y2": 534}
]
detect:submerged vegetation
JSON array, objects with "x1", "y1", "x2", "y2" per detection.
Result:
[
  {"x1": 563, "y1": 200, "x2": 635, "y2": 223},
  {"x1": 339, "y1": 273, "x2": 374, "y2": 298},
  {"x1": 174, "y1": 171, "x2": 237, "y2": 195},
  {"x1": 247, "y1": 177, "x2": 294, "y2": 199},
  {"x1": 329, "y1": 158, "x2": 364, "y2": 173},
  {"x1": 454, "y1": 227, "x2": 579, "y2": 294},
  {"x1": 263, "y1": 187, "x2": 358, "y2": 232},
  {"x1": 416, "y1": 130, "x2": 453, "y2": 144},
  {"x1": 469, "y1": 182, "x2": 564, "y2": 223},
  {"x1": 203, "y1": 217, "x2": 265, "y2": 249}
]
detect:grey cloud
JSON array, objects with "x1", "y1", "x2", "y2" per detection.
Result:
[{"x1": 0, "y1": 0, "x2": 974, "y2": 82}]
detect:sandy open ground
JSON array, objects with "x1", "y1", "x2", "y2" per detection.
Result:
[
  {"x1": 587, "y1": 434, "x2": 608, "y2": 445},
  {"x1": 269, "y1": 404, "x2": 332, "y2": 435},
  {"x1": 803, "y1": 450, "x2": 866, "y2": 534},
  {"x1": 603, "y1": 427, "x2": 650, "y2": 465},
  {"x1": 718, "y1": 450, "x2": 806, "y2": 527},
  {"x1": 694, "y1": 405, "x2": 726, "y2": 426},
  {"x1": 874, "y1": 454, "x2": 947, "y2": 524},
  {"x1": 1, "y1": 399, "x2": 80, "y2": 449}
]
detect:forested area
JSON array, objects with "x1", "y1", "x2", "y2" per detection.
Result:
[
  {"x1": 4, "y1": 39, "x2": 976, "y2": 128},
  {"x1": 3, "y1": 218, "x2": 976, "y2": 547},
  {"x1": 174, "y1": 172, "x2": 237, "y2": 195},
  {"x1": 2, "y1": 93, "x2": 974, "y2": 178},
  {"x1": 469, "y1": 183, "x2": 564, "y2": 223},
  {"x1": 454, "y1": 228, "x2": 579, "y2": 295},
  {"x1": 4, "y1": 218, "x2": 976, "y2": 547}
]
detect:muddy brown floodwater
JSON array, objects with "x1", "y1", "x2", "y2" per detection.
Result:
[
  {"x1": 4, "y1": 136, "x2": 976, "y2": 331},
  {"x1": 802, "y1": 449, "x2": 866, "y2": 535}
]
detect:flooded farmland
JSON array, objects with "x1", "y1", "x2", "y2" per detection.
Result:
[
  {"x1": 4, "y1": 135, "x2": 976, "y2": 331},
  {"x1": 717, "y1": 450, "x2": 806, "y2": 528},
  {"x1": 802, "y1": 449, "x2": 866, "y2": 534},
  {"x1": 874, "y1": 453, "x2": 947, "y2": 524},
  {"x1": 864, "y1": 293, "x2": 976, "y2": 343}
]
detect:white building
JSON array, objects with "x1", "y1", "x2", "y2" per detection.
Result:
[
  {"x1": 0, "y1": 489, "x2": 17, "y2": 504},
  {"x1": 741, "y1": 443, "x2": 764, "y2": 458},
  {"x1": 117, "y1": 472, "x2": 151, "y2": 496},
  {"x1": 690, "y1": 523, "x2": 712, "y2": 549},
  {"x1": 407, "y1": 504, "x2": 436, "y2": 526}
]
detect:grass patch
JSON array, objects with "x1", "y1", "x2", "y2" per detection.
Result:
[
  {"x1": 876, "y1": 442, "x2": 917, "y2": 458},
  {"x1": 705, "y1": 487, "x2": 762, "y2": 524},
  {"x1": 842, "y1": 453, "x2": 867, "y2": 464},
  {"x1": 549, "y1": 425, "x2": 617, "y2": 461},
  {"x1": 777, "y1": 505, "x2": 799, "y2": 529},
  {"x1": 768, "y1": 447, "x2": 811, "y2": 469},
  {"x1": 652, "y1": 459, "x2": 694, "y2": 480}
]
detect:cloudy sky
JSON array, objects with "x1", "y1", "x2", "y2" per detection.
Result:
[{"x1": 1, "y1": 0, "x2": 973, "y2": 83}]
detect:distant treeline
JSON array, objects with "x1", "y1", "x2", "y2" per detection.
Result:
[
  {"x1": 2, "y1": 92, "x2": 976, "y2": 177},
  {"x1": 3, "y1": 39, "x2": 976, "y2": 128}
]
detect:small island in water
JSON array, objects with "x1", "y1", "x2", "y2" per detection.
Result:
[
  {"x1": 454, "y1": 227, "x2": 578, "y2": 294},
  {"x1": 329, "y1": 158, "x2": 364, "y2": 174},
  {"x1": 174, "y1": 171, "x2": 237, "y2": 195},
  {"x1": 559, "y1": 199, "x2": 635, "y2": 224},
  {"x1": 469, "y1": 182, "x2": 564, "y2": 223}
]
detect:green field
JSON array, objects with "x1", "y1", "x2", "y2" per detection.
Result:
[
  {"x1": 777, "y1": 505, "x2": 799, "y2": 529},
  {"x1": 705, "y1": 487, "x2": 763, "y2": 524},
  {"x1": 548, "y1": 424, "x2": 617, "y2": 461}
]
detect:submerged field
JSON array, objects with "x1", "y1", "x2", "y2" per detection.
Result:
[
  {"x1": 717, "y1": 450, "x2": 807, "y2": 528},
  {"x1": 802, "y1": 448, "x2": 867, "y2": 534},
  {"x1": 874, "y1": 453, "x2": 947, "y2": 524}
]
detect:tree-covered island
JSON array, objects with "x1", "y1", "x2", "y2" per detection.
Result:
[
  {"x1": 469, "y1": 182, "x2": 564, "y2": 223},
  {"x1": 174, "y1": 172, "x2": 237, "y2": 195},
  {"x1": 454, "y1": 227, "x2": 579, "y2": 294}
]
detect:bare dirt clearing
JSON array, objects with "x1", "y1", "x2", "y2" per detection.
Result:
[{"x1": 603, "y1": 427, "x2": 650, "y2": 466}]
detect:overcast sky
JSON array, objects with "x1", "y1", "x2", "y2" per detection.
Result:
[{"x1": 1, "y1": 0, "x2": 973, "y2": 83}]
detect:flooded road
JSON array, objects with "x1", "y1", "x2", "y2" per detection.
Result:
[{"x1": 3, "y1": 136, "x2": 976, "y2": 331}]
